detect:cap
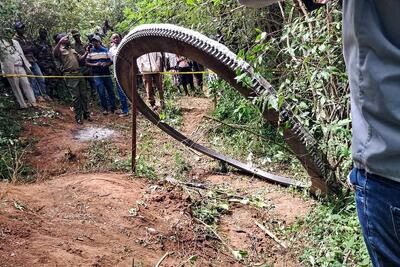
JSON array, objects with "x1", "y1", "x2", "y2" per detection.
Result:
[
  {"x1": 15, "y1": 21, "x2": 25, "y2": 30},
  {"x1": 70, "y1": 29, "x2": 80, "y2": 37},
  {"x1": 92, "y1": 35, "x2": 101, "y2": 42},
  {"x1": 56, "y1": 33, "x2": 67, "y2": 43}
]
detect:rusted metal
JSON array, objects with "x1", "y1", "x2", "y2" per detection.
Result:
[
  {"x1": 131, "y1": 66, "x2": 137, "y2": 173},
  {"x1": 115, "y1": 24, "x2": 337, "y2": 193}
]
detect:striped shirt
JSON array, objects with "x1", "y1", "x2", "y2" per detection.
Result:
[{"x1": 87, "y1": 46, "x2": 112, "y2": 75}]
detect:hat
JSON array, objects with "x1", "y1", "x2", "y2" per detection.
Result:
[
  {"x1": 56, "y1": 33, "x2": 67, "y2": 43},
  {"x1": 15, "y1": 21, "x2": 25, "y2": 30},
  {"x1": 92, "y1": 35, "x2": 101, "y2": 42},
  {"x1": 70, "y1": 29, "x2": 80, "y2": 36}
]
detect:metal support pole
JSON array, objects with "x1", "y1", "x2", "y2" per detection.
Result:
[{"x1": 131, "y1": 65, "x2": 137, "y2": 174}]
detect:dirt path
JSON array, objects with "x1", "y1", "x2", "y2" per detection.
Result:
[{"x1": 0, "y1": 97, "x2": 313, "y2": 266}]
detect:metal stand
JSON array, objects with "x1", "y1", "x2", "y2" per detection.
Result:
[{"x1": 131, "y1": 66, "x2": 137, "y2": 174}]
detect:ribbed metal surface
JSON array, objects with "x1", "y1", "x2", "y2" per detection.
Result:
[{"x1": 115, "y1": 24, "x2": 336, "y2": 192}]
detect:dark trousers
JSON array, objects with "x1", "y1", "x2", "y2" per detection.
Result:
[
  {"x1": 94, "y1": 76, "x2": 116, "y2": 112},
  {"x1": 65, "y1": 73, "x2": 89, "y2": 121},
  {"x1": 179, "y1": 66, "x2": 194, "y2": 95}
]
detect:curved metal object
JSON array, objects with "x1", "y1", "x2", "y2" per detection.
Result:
[{"x1": 115, "y1": 24, "x2": 336, "y2": 192}]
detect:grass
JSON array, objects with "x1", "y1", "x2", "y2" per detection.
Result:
[
  {"x1": 0, "y1": 83, "x2": 35, "y2": 182},
  {"x1": 284, "y1": 196, "x2": 371, "y2": 266}
]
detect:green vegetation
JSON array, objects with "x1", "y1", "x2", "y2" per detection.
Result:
[
  {"x1": 0, "y1": 83, "x2": 34, "y2": 182},
  {"x1": 0, "y1": 0, "x2": 369, "y2": 265}
]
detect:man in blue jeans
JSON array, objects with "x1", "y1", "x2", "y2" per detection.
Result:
[
  {"x1": 240, "y1": 0, "x2": 400, "y2": 266},
  {"x1": 86, "y1": 35, "x2": 116, "y2": 115}
]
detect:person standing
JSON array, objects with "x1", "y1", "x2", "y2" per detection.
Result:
[
  {"x1": 239, "y1": 0, "x2": 400, "y2": 265},
  {"x1": 137, "y1": 52, "x2": 165, "y2": 110},
  {"x1": 109, "y1": 33, "x2": 129, "y2": 117},
  {"x1": 70, "y1": 29, "x2": 97, "y2": 100},
  {"x1": 176, "y1": 55, "x2": 195, "y2": 96},
  {"x1": 192, "y1": 61, "x2": 204, "y2": 90},
  {"x1": 86, "y1": 35, "x2": 116, "y2": 115},
  {"x1": 53, "y1": 33, "x2": 91, "y2": 124},
  {"x1": 35, "y1": 28, "x2": 59, "y2": 99},
  {"x1": 14, "y1": 21, "x2": 49, "y2": 101},
  {"x1": 0, "y1": 38, "x2": 37, "y2": 109}
]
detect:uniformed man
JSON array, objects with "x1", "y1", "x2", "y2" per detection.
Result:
[
  {"x1": 53, "y1": 33, "x2": 91, "y2": 124},
  {"x1": 70, "y1": 29, "x2": 97, "y2": 100}
]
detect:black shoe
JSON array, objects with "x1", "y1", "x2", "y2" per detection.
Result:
[
  {"x1": 76, "y1": 119, "x2": 83, "y2": 124},
  {"x1": 83, "y1": 113, "x2": 93, "y2": 122}
]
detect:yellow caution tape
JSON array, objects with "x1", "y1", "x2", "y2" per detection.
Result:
[{"x1": 0, "y1": 71, "x2": 213, "y2": 79}]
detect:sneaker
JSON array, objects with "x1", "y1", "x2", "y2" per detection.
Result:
[
  {"x1": 119, "y1": 112, "x2": 129, "y2": 117},
  {"x1": 76, "y1": 119, "x2": 83, "y2": 125},
  {"x1": 102, "y1": 110, "x2": 109, "y2": 115}
]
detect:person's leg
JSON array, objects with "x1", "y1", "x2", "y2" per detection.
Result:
[
  {"x1": 78, "y1": 78, "x2": 90, "y2": 119},
  {"x1": 87, "y1": 77, "x2": 97, "y2": 100},
  {"x1": 349, "y1": 168, "x2": 400, "y2": 266},
  {"x1": 94, "y1": 77, "x2": 108, "y2": 113},
  {"x1": 16, "y1": 66, "x2": 36, "y2": 106},
  {"x1": 8, "y1": 76, "x2": 27, "y2": 108},
  {"x1": 143, "y1": 74, "x2": 155, "y2": 108},
  {"x1": 154, "y1": 73, "x2": 165, "y2": 109},
  {"x1": 103, "y1": 77, "x2": 116, "y2": 112},
  {"x1": 188, "y1": 73, "x2": 195, "y2": 92},
  {"x1": 179, "y1": 69, "x2": 189, "y2": 95},
  {"x1": 117, "y1": 84, "x2": 129, "y2": 114},
  {"x1": 29, "y1": 76, "x2": 41, "y2": 98},
  {"x1": 30, "y1": 62, "x2": 48, "y2": 97},
  {"x1": 65, "y1": 77, "x2": 82, "y2": 122},
  {"x1": 195, "y1": 73, "x2": 203, "y2": 88}
]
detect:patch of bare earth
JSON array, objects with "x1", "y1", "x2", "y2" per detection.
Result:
[{"x1": 1, "y1": 96, "x2": 313, "y2": 266}]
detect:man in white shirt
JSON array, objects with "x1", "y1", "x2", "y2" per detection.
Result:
[
  {"x1": 137, "y1": 52, "x2": 165, "y2": 110},
  {"x1": 0, "y1": 39, "x2": 37, "y2": 108}
]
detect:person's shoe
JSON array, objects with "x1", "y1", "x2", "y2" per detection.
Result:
[
  {"x1": 102, "y1": 110, "x2": 109, "y2": 115},
  {"x1": 119, "y1": 112, "x2": 129, "y2": 117},
  {"x1": 37, "y1": 96, "x2": 45, "y2": 102},
  {"x1": 76, "y1": 118, "x2": 83, "y2": 125},
  {"x1": 84, "y1": 114, "x2": 93, "y2": 122}
]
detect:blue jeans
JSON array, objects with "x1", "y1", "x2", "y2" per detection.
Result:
[
  {"x1": 349, "y1": 168, "x2": 400, "y2": 266},
  {"x1": 117, "y1": 84, "x2": 129, "y2": 114},
  {"x1": 29, "y1": 62, "x2": 48, "y2": 97},
  {"x1": 94, "y1": 76, "x2": 116, "y2": 112}
]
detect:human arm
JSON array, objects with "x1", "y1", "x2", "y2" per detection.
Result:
[{"x1": 53, "y1": 36, "x2": 68, "y2": 58}]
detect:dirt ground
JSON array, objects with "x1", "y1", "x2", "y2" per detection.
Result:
[{"x1": 0, "y1": 96, "x2": 313, "y2": 266}]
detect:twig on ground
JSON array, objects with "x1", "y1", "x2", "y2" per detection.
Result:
[
  {"x1": 255, "y1": 221, "x2": 287, "y2": 249},
  {"x1": 155, "y1": 252, "x2": 174, "y2": 267},
  {"x1": 165, "y1": 176, "x2": 208, "y2": 190}
]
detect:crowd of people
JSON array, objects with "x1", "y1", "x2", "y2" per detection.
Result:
[{"x1": 0, "y1": 21, "x2": 205, "y2": 123}]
